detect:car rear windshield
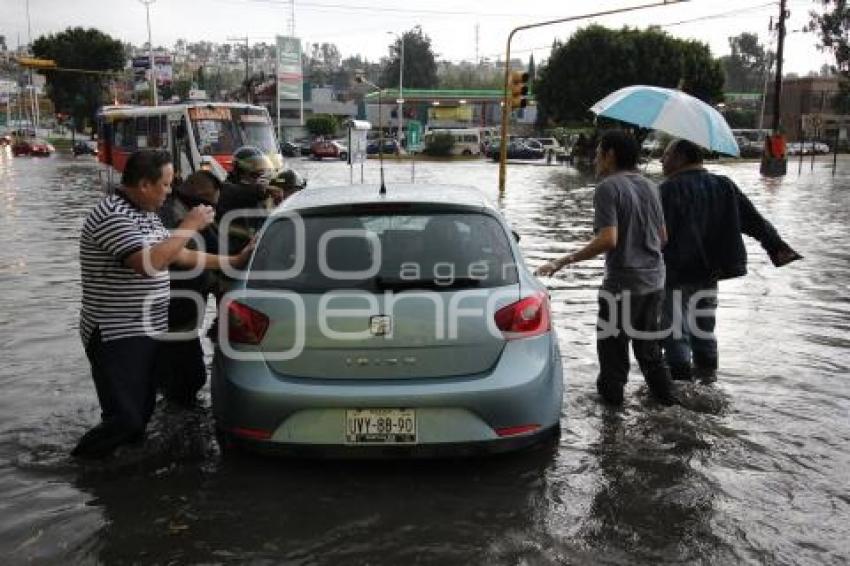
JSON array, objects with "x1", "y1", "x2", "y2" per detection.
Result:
[{"x1": 248, "y1": 211, "x2": 519, "y2": 292}]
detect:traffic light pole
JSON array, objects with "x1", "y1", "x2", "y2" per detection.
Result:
[{"x1": 497, "y1": 0, "x2": 690, "y2": 195}]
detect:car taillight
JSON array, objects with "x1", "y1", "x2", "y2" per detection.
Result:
[
  {"x1": 495, "y1": 424, "x2": 541, "y2": 437},
  {"x1": 227, "y1": 300, "x2": 269, "y2": 345},
  {"x1": 494, "y1": 291, "x2": 551, "y2": 340}
]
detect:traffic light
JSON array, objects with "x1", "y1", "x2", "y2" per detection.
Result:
[
  {"x1": 509, "y1": 70, "x2": 529, "y2": 109},
  {"x1": 14, "y1": 57, "x2": 58, "y2": 70}
]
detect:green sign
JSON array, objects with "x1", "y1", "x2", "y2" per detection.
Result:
[{"x1": 407, "y1": 120, "x2": 423, "y2": 151}]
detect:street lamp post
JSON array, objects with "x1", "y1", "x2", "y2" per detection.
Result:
[
  {"x1": 388, "y1": 32, "x2": 404, "y2": 143},
  {"x1": 497, "y1": 0, "x2": 690, "y2": 194},
  {"x1": 139, "y1": 0, "x2": 158, "y2": 106}
]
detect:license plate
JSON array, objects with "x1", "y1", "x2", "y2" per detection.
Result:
[{"x1": 345, "y1": 409, "x2": 417, "y2": 444}]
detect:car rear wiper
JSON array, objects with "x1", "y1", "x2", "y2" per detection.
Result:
[{"x1": 374, "y1": 276, "x2": 483, "y2": 291}]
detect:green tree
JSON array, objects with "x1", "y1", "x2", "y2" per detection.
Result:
[
  {"x1": 305, "y1": 113, "x2": 338, "y2": 137},
  {"x1": 809, "y1": 1, "x2": 850, "y2": 110},
  {"x1": 535, "y1": 26, "x2": 725, "y2": 125},
  {"x1": 31, "y1": 27, "x2": 125, "y2": 129},
  {"x1": 719, "y1": 33, "x2": 774, "y2": 92},
  {"x1": 382, "y1": 26, "x2": 438, "y2": 89},
  {"x1": 437, "y1": 61, "x2": 502, "y2": 89},
  {"x1": 305, "y1": 42, "x2": 342, "y2": 86}
]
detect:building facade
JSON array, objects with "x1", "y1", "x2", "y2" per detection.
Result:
[{"x1": 764, "y1": 76, "x2": 850, "y2": 144}]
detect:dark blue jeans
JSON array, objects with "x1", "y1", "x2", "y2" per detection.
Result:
[
  {"x1": 72, "y1": 329, "x2": 160, "y2": 458},
  {"x1": 662, "y1": 283, "x2": 719, "y2": 373}
]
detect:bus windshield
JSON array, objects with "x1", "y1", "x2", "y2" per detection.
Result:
[
  {"x1": 190, "y1": 106, "x2": 277, "y2": 156},
  {"x1": 237, "y1": 110, "x2": 277, "y2": 154}
]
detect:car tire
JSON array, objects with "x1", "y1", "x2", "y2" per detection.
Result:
[
  {"x1": 462, "y1": 149, "x2": 472, "y2": 156},
  {"x1": 339, "y1": 152, "x2": 348, "y2": 161}
]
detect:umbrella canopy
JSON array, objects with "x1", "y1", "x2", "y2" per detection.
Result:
[{"x1": 590, "y1": 85, "x2": 739, "y2": 157}]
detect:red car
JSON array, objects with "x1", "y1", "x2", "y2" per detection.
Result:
[
  {"x1": 12, "y1": 138, "x2": 54, "y2": 157},
  {"x1": 310, "y1": 139, "x2": 348, "y2": 160}
]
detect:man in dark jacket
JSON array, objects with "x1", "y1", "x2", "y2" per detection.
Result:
[
  {"x1": 659, "y1": 139, "x2": 801, "y2": 383},
  {"x1": 158, "y1": 170, "x2": 222, "y2": 406}
]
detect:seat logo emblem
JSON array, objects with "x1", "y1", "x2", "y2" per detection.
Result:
[{"x1": 370, "y1": 315, "x2": 392, "y2": 337}]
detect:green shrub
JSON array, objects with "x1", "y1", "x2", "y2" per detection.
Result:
[{"x1": 305, "y1": 114, "x2": 338, "y2": 137}]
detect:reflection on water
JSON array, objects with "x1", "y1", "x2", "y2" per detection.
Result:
[{"x1": 0, "y1": 153, "x2": 849, "y2": 564}]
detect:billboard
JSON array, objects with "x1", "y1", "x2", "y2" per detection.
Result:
[
  {"x1": 276, "y1": 35, "x2": 303, "y2": 127},
  {"x1": 132, "y1": 54, "x2": 173, "y2": 86}
]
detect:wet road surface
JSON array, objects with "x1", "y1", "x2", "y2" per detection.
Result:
[{"x1": 0, "y1": 149, "x2": 848, "y2": 564}]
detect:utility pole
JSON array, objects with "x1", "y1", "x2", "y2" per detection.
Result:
[
  {"x1": 761, "y1": 0, "x2": 788, "y2": 177},
  {"x1": 771, "y1": 0, "x2": 787, "y2": 133},
  {"x1": 26, "y1": 0, "x2": 39, "y2": 131},
  {"x1": 139, "y1": 0, "x2": 158, "y2": 106},
  {"x1": 388, "y1": 32, "x2": 404, "y2": 142},
  {"x1": 475, "y1": 23, "x2": 480, "y2": 64}
]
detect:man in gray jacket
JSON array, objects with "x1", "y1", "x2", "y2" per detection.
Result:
[{"x1": 537, "y1": 130, "x2": 675, "y2": 406}]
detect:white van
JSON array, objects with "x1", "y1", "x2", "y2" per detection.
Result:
[{"x1": 424, "y1": 128, "x2": 482, "y2": 156}]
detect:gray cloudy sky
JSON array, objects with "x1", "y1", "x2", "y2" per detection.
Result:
[{"x1": 2, "y1": 0, "x2": 830, "y2": 75}]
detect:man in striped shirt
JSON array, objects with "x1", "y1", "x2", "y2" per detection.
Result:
[{"x1": 73, "y1": 150, "x2": 253, "y2": 459}]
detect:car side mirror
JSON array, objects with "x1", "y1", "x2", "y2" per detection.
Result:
[{"x1": 512, "y1": 230, "x2": 521, "y2": 243}]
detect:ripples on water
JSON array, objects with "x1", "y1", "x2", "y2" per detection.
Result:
[{"x1": 0, "y1": 150, "x2": 848, "y2": 564}]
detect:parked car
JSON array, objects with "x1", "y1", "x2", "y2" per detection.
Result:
[
  {"x1": 72, "y1": 140, "x2": 98, "y2": 157},
  {"x1": 280, "y1": 141, "x2": 300, "y2": 157},
  {"x1": 12, "y1": 138, "x2": 54, "y2": 157},
  {"x1": 641, "y1": 138, "x2": 664, "y2": 157},
  {"x1": 212, "y1": 184, "x2": 563, "y2": 456},
  {"x1": 533, "y1": 137, "x2": 567, "y2": 161},
  {"x1": 486, "y1": 140, "x2": 545, "y2": 161},
  {"x1": 311, "y1": 139, "x2": 348, "y2": 160},
  {"x1": 366, "y1": 139, "x2": 400, "y2": 155}
]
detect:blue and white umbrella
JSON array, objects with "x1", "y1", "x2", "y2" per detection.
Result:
[{"x1": 590, "y1": 85, "x2": 740, "y2": 157}]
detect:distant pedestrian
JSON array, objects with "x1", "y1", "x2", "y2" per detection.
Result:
[
  {"x1": 536, "y1": 130, "x2": 675, "y2": 406},
  {"x1": 659, "y1": 139, "x2": 802, "y2": 383},
  {"x1": 73, "y1": 150, "x2": 253, "y2": 459}
]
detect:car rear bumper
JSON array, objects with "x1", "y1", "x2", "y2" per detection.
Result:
[
  {"x1": 223, "y1": 422, "x2": 561, "y2": 459},
  {"x1": 212, "y1": 334, "x2": 563, "y2": 453}
]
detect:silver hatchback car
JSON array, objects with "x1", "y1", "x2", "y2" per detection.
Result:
[{"x1": 212, "y1": 184, "x2": 563, "y2": 456}]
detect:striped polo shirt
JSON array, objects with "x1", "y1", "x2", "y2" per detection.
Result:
[{"x1": 79, "y1": 193, "x2": 171, "y2": 346}]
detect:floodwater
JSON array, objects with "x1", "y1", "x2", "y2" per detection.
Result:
[{"x1": 0, "y1": 149, "x2": 848, "y2": 565}]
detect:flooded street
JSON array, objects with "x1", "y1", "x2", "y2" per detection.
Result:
[{"x1": 0, "y1": 149, "x2": 848, "y2": 564}]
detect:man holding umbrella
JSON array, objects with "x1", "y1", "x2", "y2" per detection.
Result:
[{"x1": 659, "y1": 139, "x2": 801, "y2": 383}]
